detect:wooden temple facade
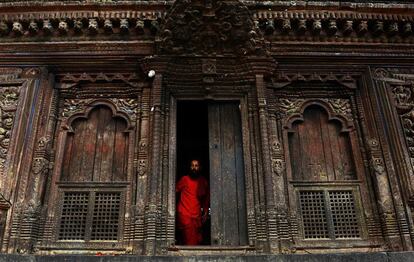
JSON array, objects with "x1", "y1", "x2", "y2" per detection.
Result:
[{"x1": 1, "y1": 0, "x2": 414, "y2": 256}]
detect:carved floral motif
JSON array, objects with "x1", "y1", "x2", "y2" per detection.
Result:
[
  {"x1": 278, "y1": 98, "x2": 353, "y2": 121},
  {"x1": 62, "y1": 98, "x2": 139, "y2": 122},
  {"x1": 326, "y1": 99, "x2": 353, "y2": 121},
  {"x1": 61, "y1": 99, "x2": 92, "y2": 118},
  {"x1": 0, "y1": 86, "x2": 20, "y2": 169},
  {"x1": 113, "y1": 99, "x2": 139, "y2": 121}
]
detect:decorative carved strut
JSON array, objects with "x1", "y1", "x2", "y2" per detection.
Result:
[{"x1": 158, "y1": 0, "x2": 267, "y2": 56}]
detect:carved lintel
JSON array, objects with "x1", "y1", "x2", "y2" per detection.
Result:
[{"x1": 278, "y1": 98, "x2": 353, "y2": 122}]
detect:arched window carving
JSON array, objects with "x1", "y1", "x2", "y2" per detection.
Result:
[
  {"x1": 61, "y1": 105, "x2": 129, "y2": 182},
  {"x1": 288, "y1": 105, "x2": 356, "y2": 181}
]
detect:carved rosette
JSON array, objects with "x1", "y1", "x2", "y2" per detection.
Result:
[
  {"x1": 278, "y1": 98, "x2": 353, "y2": 122},
  {"x1": 158, "y1": 0, "x2": 267, "y2": 56},
  {"x1": 0, "y1": 86, "x2": 21, "y2": 170}
]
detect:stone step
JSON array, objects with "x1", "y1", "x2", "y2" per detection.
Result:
[{"x1": 0, "y1": 252, "x2": 414, "y2": 262}]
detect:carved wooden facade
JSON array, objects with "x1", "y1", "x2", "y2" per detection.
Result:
[{"x1": 0, "y1": 0, "x2": 414, "y2": 256}]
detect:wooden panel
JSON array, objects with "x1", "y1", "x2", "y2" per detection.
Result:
[
  {"x1": 209, "y1": 101, "x2": 247, "y2": 246},
  {"x1": 80, "y1": 108, "x2": 99, "y2": 182},
  {"x1": 61, "y1": 106, "x2": 128, "y2": 182},
  {"x1": 113, "y1": 120, "x2": 128, "y2": 181},
  {"x1": 289, "y1": 105, "x2": 355, "y2": 182}
]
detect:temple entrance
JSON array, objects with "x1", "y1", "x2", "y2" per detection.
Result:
[{"x1": 176, "y1": 100, "x2": 247, "y2": 246}]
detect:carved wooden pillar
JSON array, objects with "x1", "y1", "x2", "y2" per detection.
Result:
[
  {"x1": 142, "y1": 60, "x2": 164, "y2": 255},
  {"x1": 133, "y1": 86, "x2": 151, "y2": 254},
  {"x1": 0, "y1": 68, "x2": 48, "y2": 253},
  {"x1": 369, "y1": 68, "x2": 414, "y2": 250},
  {"x1": 250, "y1": 57, "x2": 278, "y2": 252}
]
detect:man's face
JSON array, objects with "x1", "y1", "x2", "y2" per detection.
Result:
[{"x1": 190, "y1": 160, "x2": 200, "y2": 174}]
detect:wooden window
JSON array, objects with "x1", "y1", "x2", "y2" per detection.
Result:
[
  {"x1": 289, "y1": 105, "x2": 356, "y2": 181},
  {"x1": 298, "y1": 189, "x2": 361, "y2": 240},
  {"x1": 58, "y1": 190, "x2": 122, "y2": 241},
  {"x1": 61, "y1": 106, "x2": 128, "y2": 182}
]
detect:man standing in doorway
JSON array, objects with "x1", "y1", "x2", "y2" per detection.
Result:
[{"x1": 176, "y1": 159, "x2": 209, "y2": 245}]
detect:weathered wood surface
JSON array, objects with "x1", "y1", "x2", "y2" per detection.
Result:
[{"x1": 209, "y1": 102, "x2": 247, "y2": 246}]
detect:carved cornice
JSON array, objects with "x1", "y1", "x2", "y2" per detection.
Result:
[{"x1": 0, "y1": 6, "x2": 411, "y2": 46}]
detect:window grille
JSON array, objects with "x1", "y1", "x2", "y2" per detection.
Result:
[
  {"x1": 329, "y1": 191, "x2": 360, "y2": 239},
  {"x1": 58, "y1": 192, "x2": 89, "y2": 240},
  {"x1": 58, "y1": 190, "x2": 122, "y2": 241},
  {"x1": 91, "y1": 192, "x2": 121, "y2": 241},
  {"x1": 299, "y1": 189, "x2": 361, "y2": 240},
  {"x1": 299, "y1": 191, "x2": 329, "y2": 239}
]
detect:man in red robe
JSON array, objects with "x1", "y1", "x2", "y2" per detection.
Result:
[{"x1": 176, "y1": 159, "x2": 209, "y2": 245}]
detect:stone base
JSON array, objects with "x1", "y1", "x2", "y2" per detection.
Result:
[{"x1": 0, "y1": 252, "x2": 414, "y2": 262}]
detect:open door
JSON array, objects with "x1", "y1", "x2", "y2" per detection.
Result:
[{"x1": 208, "y1": 101, "x2": 247, "y2": 246}]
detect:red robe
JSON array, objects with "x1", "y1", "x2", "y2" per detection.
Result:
[{"x1": 176, "y1": 175, "x2": 209, "y2": 245}]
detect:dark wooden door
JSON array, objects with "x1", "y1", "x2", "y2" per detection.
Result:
[{"x1": 208, "y1": 101, "x2": 247, "y2": 246}]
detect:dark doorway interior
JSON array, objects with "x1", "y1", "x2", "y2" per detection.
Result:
[{"x1": 176, "y1": 100, "x2": 210, "y2": 245}]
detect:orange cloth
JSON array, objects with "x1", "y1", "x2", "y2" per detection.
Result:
[{"x1": 176, "y1": 175, "x2": 209, "y2": 245}]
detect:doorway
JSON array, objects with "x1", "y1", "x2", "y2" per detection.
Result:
[{"x1": 176, "y1": 100, "x2": 247, "y2": 246}]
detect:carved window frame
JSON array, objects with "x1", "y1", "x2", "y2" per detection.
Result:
[
  {"x1": 44, "y1": 97, "x2": 138, "y2": 251},
  {"x1": 271, "y1": 79, "x2": 375, "y2": 248}
]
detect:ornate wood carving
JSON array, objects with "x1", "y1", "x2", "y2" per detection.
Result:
[
  {"x1": 158, "y1": 0, "x2": 267, "y2": 56},
  {"x1": 60, "y1": 98, "x2": 138, "y2": 124},
  {"x1": 278, "y1": 98, "x2": 354, "y2": 125},
  {"x1": 0, "y1": 86, "x2": 20, "y2": 171}
]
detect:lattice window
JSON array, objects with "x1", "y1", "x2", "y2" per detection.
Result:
[
  {"x1": 299, "y1": 191, "x2": 329, "y2": 239},
  {"x1": 298, "y1": 189, "x2": 361, "y2": 240},
  {"x1": 329, "y1": 191, "x2": 360, "y2": 239},
  {"x1": 59, "y1": 192, "x2": 89, "y2": 240},
  {"x1": 58, "y1": 190, "x2": 122, "y2": 242},
  {"x1": 91, "y1": 192, "x2": 121, "y2": 241}
]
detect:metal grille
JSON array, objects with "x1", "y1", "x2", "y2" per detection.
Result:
[
  {"x1": 299, "y1": 191, "x2": 329, "y2": 239},
  {"x1": 58, "y1": 192, "x2": 89, "y2": 240},
  {"x1": 91, "y1": 192, "x2": 121, "y2": 241},
  {"x1": 329, "y1": 190, "x2": 361, "y2": 239}
]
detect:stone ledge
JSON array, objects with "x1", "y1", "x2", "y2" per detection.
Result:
[{"x1": 1, "y1": 252, "x2": 414, "y2": 262}]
